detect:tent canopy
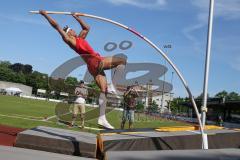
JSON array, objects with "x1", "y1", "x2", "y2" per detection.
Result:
[{"x1": 5, "y1": 87, "x2": 22, "y2": 93}]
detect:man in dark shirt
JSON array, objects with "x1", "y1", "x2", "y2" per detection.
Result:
[{"x1": 121, "y1": 85, "x2": 139, "y2": 129}]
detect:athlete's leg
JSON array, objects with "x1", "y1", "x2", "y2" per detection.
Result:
[
  {"x1": 100, "y1": 56, "x2": 127, "y2": 94},
  {"x1": 94, "y1": 72, "x2": 108, "y2": 93},
  {"x1": 94, "y1": 73, "x2": 107, "y2": 118},
  {"x1": 94, "y1": 72, "x2": 114, "y2": 129},
  {"x1": 101, "y1": 56, "x2": 126, "y2": 70}
]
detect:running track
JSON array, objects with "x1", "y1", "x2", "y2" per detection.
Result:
[{"x1": 0, "y1": 125, "x2": 25, "y2": 146}]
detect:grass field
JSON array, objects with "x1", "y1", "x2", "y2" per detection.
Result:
[{"x1": 0, "y1": 95, "x2": 191, "y2": 133}]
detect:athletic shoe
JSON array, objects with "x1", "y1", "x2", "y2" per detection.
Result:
[
  {"x1": 98, "y1": 118, "x2": 114, "y2": 129},
  {"x1": 78, "y1": 125, "x2": 84, "y2": 129}
]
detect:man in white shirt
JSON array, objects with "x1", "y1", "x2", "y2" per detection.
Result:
[{"x1": 71, "y1": 80, "x2": 88, "y2": 128}]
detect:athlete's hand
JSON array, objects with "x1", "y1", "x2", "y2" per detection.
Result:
[{"x1": 39, "y1": 10, "x2": 47, "y2": 16}]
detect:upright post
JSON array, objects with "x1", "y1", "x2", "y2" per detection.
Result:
[
  {"x1": 201, "y1": 0, "x2": 215, "y2": 149},
  {"x1": 201, "y1": 0, "x2": 215, "y2": 128}
]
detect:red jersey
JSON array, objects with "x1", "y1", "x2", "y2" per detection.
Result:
[{"x1": 75, "y1": 37, "x2": 103, "y2": 64}]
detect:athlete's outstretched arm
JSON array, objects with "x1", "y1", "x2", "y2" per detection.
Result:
[
  {"x1": 39, "y1": 10, "x2": 70, "y2": 43},
  {"x1": 72, "y1": 13, "x2": 90, "y2": 39}
]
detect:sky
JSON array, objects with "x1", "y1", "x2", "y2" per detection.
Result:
[{"x1": 0, "y1": 0, "x2": 240, "y2": 98}]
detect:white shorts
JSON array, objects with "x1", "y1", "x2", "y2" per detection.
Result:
[{"x1": 75, "y1": 97, "x2": 86, "y2": 104}]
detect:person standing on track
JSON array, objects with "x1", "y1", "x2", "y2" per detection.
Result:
[
  {"x1": 71, "y1": 80, "x2": 87, "y2": 128},
  {"x1": 40, "y1": 10, "x2": 126, "y2": 129},
  {"x1": 121, "y1": 85, "x2": 139, "y2": 129}
]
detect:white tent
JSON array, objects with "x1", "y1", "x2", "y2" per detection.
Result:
[{"x1": 5, "y1": 87, "x2": 22, "y2": 94}]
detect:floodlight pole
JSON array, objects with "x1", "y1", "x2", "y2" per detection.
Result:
[{"x1": 161, "y1": 44, "x2": 172, "y2": 113}]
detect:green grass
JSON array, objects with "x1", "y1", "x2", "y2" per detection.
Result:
[{"x1": 0, "y1": 95, "x2": 190, "y2": 134}]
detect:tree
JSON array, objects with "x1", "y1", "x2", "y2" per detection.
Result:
[
  {"x1": 150, "y1": 100, "x2": 159, "y2": 113},
  {"x1": 136, "y1": 102, "x2": 145, "y2": 113},
  {"x1": 215, "y1": 90, "x2": 240, "y2": 100},
  {"x1": 169, "y1": 97, "x2": 186, "y2": 114},
  {"x1": 215, "y1": 90, "x2": 228, "y2": 98},
  {"x1": 10, "y1": 63, "x2": 24, "y2": 73},
  {"x1": 14, "y1": 72, "x2": 26, "y2": 84},
  {"x1": 228, "y1": 92, "x2": 240, "y2": 100},
  {"x1": 197, "y1": 93, "x2": 210, "y2": 99},
  {"x1": 0, "y1": 61, "x2": 11, "y2": 68},
  {"x1": 23, "y1": 64, "x2": 33, "y2": 74},
  {"x1": 65, "y1": 77, "x2": 78, "y2": 86},
  {"x1": 26, "y1": 71, "x2": 48, "y2": 94},
  {"x1": 0, "y1": 61, "x2": 14, "y2": 82},
  {"x1": 87, "y1": 81, "x2": 100, "y2": 91},
  {"x1": 87, "y1": 81, "x2": 100, "y2": 104},
  {"x1": 0, "y1": 67, "x2": 16, "y2": 82}
]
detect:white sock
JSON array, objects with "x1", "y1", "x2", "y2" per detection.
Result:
[
  {"x1": 98, "y1": 92, "x2": 107, "y2": 120},
  {"x1": 99, "y1": 115, "x2": 106, "y2": 121}
]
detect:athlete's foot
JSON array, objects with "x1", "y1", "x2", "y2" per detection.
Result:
[
  {"x1": 98, "y1": 118, "x2": 114, "y2": 129},
  {"x1": 78, "y1": 125, "x2": 84, "y2": 129}
]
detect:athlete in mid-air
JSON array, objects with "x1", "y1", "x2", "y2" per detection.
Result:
[{"x1": 40, "y1": 10, "x2": 126, "y2": 129}]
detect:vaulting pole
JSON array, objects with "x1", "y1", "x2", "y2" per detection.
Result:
[{"x1": 30, "y1": 10, "x2": 208, "y2": 149}]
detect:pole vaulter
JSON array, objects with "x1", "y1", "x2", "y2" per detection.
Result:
[{"x1": 30, "y1": 10, "x2": 208, "y2": 149}]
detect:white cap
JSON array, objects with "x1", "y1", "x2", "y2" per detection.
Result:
[{"x1": 66, "y1": 27, "x2": 71, "y2": 33}]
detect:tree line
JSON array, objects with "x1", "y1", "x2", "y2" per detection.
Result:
[
  {"x1": 1, "y1": 60, "x2": 239, "y2": 109},
  {"x1": 0, "y1": 61, "x2": 99, "y2": 100},
  {"x1": 169, "y1": 91, "x2": 240, "y2": 114}
]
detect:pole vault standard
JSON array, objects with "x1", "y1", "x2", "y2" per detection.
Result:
[
  {"x1": 202, "y1": 0, "x2": 215, "y2": 128},
  {"x1": 30, "y1": 10, "x2": 208, "y2": 149}
]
